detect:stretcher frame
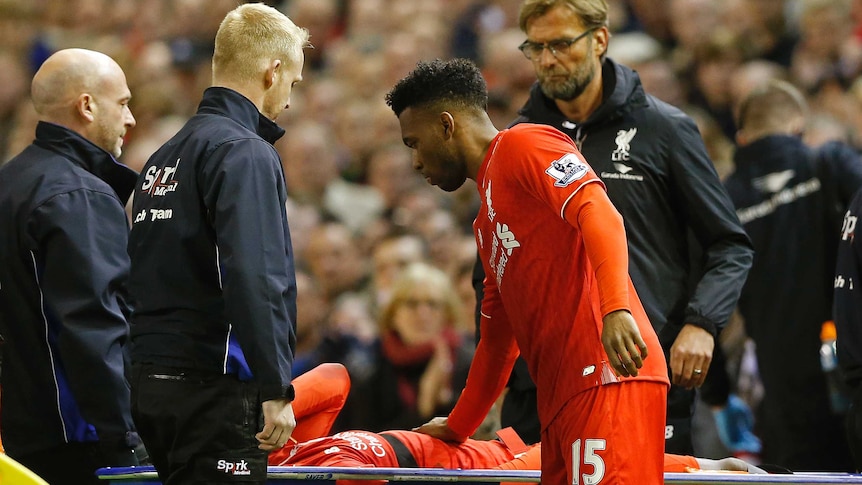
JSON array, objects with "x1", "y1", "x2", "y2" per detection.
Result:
[{"x1": 97, "y1": 466, "x2": 862, "y2": 484}]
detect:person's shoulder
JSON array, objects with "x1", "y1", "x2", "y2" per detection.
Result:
[
  {"x1": 502, "y1": 123, "x2": 572, "y2": 148},
  {"x1": 38, "y1": 155, "x2": 117, "y2": 201},
  {"x1": 189, "y1": 114, "x2": 258, "y2": 142},
  {"x1": 815, "y1": 139, "x2": 860, "y2": 165},
  {"x1": 634, "y1": 94, "x2": 696, "y2": 131}
]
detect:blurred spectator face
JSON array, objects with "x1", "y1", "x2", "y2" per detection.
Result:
[
  {"x1": 481, "y1": 28, "x2": 535, "y2": 121},
  {"x1": 0, "y1": 51, "x2": 28, "y2": 120},
  {"x1": 799, "y1": 1, "x2": 851, "y2": 59},
  {"x1": 121, "y1": 115, "x2": 185, "y2": 173},
  {"x1": 416, "y1": 209, "x2": 460, "y2": 272},
  {"x1": 729, "y1": 60, "x2": 788, "y2": 117},
  {"x1": 305, "y1": 222, "x2": 367, "y2": 301},
  {"x1": 746, "y1": 0, "x2": 789, "y2": 33},
  {"x1": 286, "y1": 199, "x2": 322, "y2": 261},
  {"x1": 372, "y1": 234, "x2": 427, "y2": 307},
  {"x1": 333, "y1": 99, "x2": 378, "y2": 162},
  {"x1": 391, "y1": 185, "x2": 445, "y2": 232},
  {"x1": 277, "y1": 120, "x2": 339, "y2": 201},
  {"x1": 329, "y1": 293, "x2": 377, "y2": 344},
  {"x1": 345, "y1": 0, "x2": 387, "y2": 40},
  {"x1": 384, "y1": 263, "x2": 461, "y2": 346},
  {"x1": 669, "y1": 0, "x2": 724, "y2": 52},
  {"x1": 627, "y1": 0, "x2": 673, "y2": 43},
  {"x1": 295, "y1": 270, "x2": 327, "y2": 346},
  {"x1": 366, "y1": 144, "x2": 423, "y2": 209},
  {"x1": 392, "y1": 286, "x2": 447, "y2": 346},
  {"x1": 633, "y1": 58, "x2": 685, "y2": 107},
  {"x1": 696, "y1": 54, "x2": 740, "y2": 110},
  {"x1": 285, "y1": 0, "x2": 341, "y2": 69}
]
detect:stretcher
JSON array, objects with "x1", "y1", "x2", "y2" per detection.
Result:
[{"x1": 96, "y1": 466, "x2": 862, "y2": 484}]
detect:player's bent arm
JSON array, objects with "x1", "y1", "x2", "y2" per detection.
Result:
[{"x1": 447, "y1": 289, "x2": 519, "y2": 440}]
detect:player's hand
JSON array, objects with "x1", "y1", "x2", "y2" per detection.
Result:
[
  {"x1": 601, "y1": 310, "x2": 647, "y2": 377},
  {"x1": 413, "y1": 416, "x2": 465, "y2": 443},
  {"x1": 669, "y1": 324, "x2": 714, "y2": 388},
  {"x1": 256, "y1": 399, "x2": 296, "y2": 451}
]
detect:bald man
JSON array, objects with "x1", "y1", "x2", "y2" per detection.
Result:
[{"x1": 0, "y1": 48, "x2": 140, "y2": 484}]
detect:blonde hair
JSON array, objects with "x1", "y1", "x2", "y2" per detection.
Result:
[
  {"x1": 378, "y1": 262, "x2": 464, "y2": 334},
  {"x1": 213, "y1": 3, "x2": 310, "y2": 83}
]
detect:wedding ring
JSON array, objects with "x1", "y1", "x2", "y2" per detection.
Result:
[{"x1": 693, "y1": 369, "x2": 703, "y2": 374}]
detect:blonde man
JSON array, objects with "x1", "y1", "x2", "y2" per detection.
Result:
[{"x1": 127, "y1": 4, "x2": 310, "y2": 483}]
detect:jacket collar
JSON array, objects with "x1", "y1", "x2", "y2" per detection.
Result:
[
  {"x1": 733, "y1": 134, "x2": 807, "y2": 171},
  {"x1": 33, "y1": 121, "x2": 137, "y2": 202},
  {"x1": 517, "y1": 57, "x2": 648, "y2": 128},
  {"x1": 196, "y1": 87, "x2": 286, "y2": 144}
]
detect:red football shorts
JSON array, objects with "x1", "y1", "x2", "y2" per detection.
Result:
[{"x1": 541, "y1": 380, "x2": 667, "y2": 485}]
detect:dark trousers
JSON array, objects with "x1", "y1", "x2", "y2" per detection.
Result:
[
  {"x1": 665, "y1": 383, "x2": 695, "y2": 455},
  {"x1": 14, "y1": 442, "x2": 104, "y2": 485},
  {"x1": 846, "y1": 385, "x2": 862, "y2": 471},
  {"x1": 130, "y1": 364, "x2": 268, "y2": 484}
]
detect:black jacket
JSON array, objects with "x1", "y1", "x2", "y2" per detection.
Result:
[
  {"x1": 727, "y1": 136, "x2": 862, "y2": 385},
  {"x1": 727, "y1": 135, "x2": 862, "y2": 470},
  {"x1": 729, "y1": 136, "x2": 862, "y2": 390},
  {"x1": 835, "y1": 189, "x2": 862, "y2": 387},
  {"x1": 128, "y1": 87, "x2": 297, "y2": 402},
  {"x1": 512, "y1": 58, "x2": 753, "y2": 345},
  {"x1": 0, "y1": 122, "x2": 139, "y2": 460}
]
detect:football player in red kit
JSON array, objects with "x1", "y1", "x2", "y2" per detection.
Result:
[{"x1": 384, "y1": 58, "x2": 669, "y2": 484}]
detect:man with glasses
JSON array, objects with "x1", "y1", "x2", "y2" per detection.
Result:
[{"x1": 481, "y1": 0, "x2": 754, "y2": 455}]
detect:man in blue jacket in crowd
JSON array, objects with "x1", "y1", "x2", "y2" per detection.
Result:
[{"x1": 0, "y1": 48, "x2": 141, "y2": 484}]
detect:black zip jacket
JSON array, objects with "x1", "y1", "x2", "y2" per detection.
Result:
[
  {"x1": 727, "y1": 136, "x2": 862, "y2": 386},
  {"x1": 728, "y1": 135, "x2": 862, "y2": 470},
  {"x1": 836, "y1": 189, "x2": 862, "y2": 387},
  {"x1": 127, "y1": 87, "x2": 297, "y2": 402},
  {"x1": 0, "y1": 122, "x2": 139, "y2": 459},
  {"x1": 513, "y1": 58, "x2": 752, "y2": 344}
]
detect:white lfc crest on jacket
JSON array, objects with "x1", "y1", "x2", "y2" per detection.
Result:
[
  {"x1": 612, "y1": 128, "x2": 637, "y2": 161},
  {"x1": 545, "y1": 153, "x2": 589, "y2": 187}
]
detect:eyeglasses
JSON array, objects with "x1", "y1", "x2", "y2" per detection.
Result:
[
  {"x1": 518, "y1": 28, "x2": 598, "y2": 61},
  {"x1": 401, "y1": 298, "x2": 444, "y2": 310}
]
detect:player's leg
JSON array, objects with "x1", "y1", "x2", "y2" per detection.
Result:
[
  {"x1": 290, "y1": 363, "x2": 351, "y2": 442},
  {"x1": 268, "y1": 363, "x2": 351, "y2": 465}
]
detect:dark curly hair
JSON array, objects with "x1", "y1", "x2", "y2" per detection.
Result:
[{"x1": 385, "y1": 58, "x2": 488, "y2": 116}]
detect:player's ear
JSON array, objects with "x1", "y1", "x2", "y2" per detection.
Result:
[{"x1": 440, "y1": 112, "x2": 454, "y2": 139}]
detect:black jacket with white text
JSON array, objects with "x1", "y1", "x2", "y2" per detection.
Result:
[{"x1": 127, "y1": 87, "x2": 297, "y2": 402}]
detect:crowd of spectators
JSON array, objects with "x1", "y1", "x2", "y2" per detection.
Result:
[{"x1": 4, "y1": 0, "x2": 862, "y2": 458}]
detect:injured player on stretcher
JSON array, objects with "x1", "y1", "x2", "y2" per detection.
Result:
[{"x1": 271, "y1": 364, "x2": 765, "y2": 483}]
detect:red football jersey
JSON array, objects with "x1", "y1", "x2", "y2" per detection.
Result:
[
  {"x1": 278, "y1": 431, "x2": 400, "y2": 468},
  {"x1": 449, "y1": 124, "x2": 668, "y2": 436},
  {"x1": 382, "y1": 430, "x2": 514, "y2": 469}
]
